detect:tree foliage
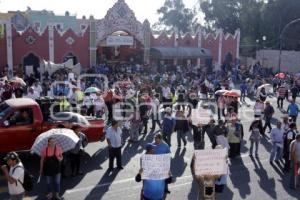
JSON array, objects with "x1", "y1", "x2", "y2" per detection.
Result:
[
  {"x1": 154, "y1": 0, "x2": 197, "y2": 33},
  {"x1": 200, "y1": 0, "x2": 300, "y2": 56}
]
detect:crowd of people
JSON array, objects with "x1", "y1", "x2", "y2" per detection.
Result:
[{"x1": 1, "y1": 61, "x2": 300, "y2": 199}]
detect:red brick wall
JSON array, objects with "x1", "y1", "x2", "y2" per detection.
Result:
[
  {"x1": 151, "y1": 33, "x2": 175, "y2": 47},
  {"x1": 222, "y1": 35, "x2": 237, "y2": 62},
  {"x1": 201, "y1": 34, "x2": 220, "y2": 64},
  {"x1": 178, "y1": 33, "x2": 197, "y2": 47},
  {"x1": 53, "y1": 27, "x2": 90, "y2": 67},
  {"x1": 12, "y1": 26, "x2": 49, "y2": 66}
]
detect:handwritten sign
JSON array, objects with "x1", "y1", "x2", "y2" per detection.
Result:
[
  {"x1": 142, "y1": 154, "x2": 171, "y2": 180},
  {"x1": 194, "y1": 149, "x2": 228, "y2": 176},
  {"x1": 191, "y1": 108, "x2": 212, "y2": 126}
]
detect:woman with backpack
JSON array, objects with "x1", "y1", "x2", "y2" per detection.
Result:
[{"x1": 40, "y1": 137, "x2": 63, "y2": 200}]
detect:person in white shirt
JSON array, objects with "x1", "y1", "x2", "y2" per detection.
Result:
[
  {"x1": 94, "y1": 92, "x2": 105, "y2": 118},
  {"x1": 1, "y1": 152, "x2": 25, "y2": 200},
  {"x1": 270, "y1": 122, "x2": 284, "y2": 163},
  {"x1": 32, "y1": 82, "x2": 43, "y2": 97},
  {"x1": 106, "y1": 120, "x2": 123, "y2": 171},
  {"x1": 26, "y1": 87, "x2": 40, "y2": 100},
  {"x1": 253, "y1": 99, "x2": 264, "y2": 118}
]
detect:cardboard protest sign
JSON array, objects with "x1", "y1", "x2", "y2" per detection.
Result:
[
  {"x1": 194, "y1": 149, "x2": 228, "y2": 176},
  {"x1": 142, "y1": 154, "x2": 171, "y2": 180},
  {"x1": 191, "y1": 108, "x2": 212, "y2": 126}
]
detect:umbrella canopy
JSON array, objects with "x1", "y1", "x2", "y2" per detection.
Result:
[
  {"x1": 10, "y1": 77, "x2": 26, "y2": 87},
  {"x1": 215, "y1": 90, "x2": 229, "y2": 95},
  {"x1": 223, "y1": 91, "x2": 240, "y2": 97},
  {"x1": 257, "y1": 84, "x2": 271, "y2": 91},
  {"x1": 51, "y1": 112, "x2": 90, "y2": 126},
  {"x1": 275, "y1": 73, "x2": 286, "y2": 79},
  {"x1": 31, "y1": 128, "x2": 79, "y2": 155},
  {"x1": 85, "y1": 87, "x2": 100, "y2": 94}
]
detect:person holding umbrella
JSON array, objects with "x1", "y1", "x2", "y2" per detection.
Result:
[{"x1": 40, "y1": 137, "x2": 63, "y2": 200}]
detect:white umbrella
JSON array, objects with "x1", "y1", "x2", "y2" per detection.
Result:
[
  {"x1": 31, "y1": 128, "x2": 79, "y2": 156},
  {"x1": 215, "y1": 90, "x2": 229, "y2": 95},
  {"x1": 257, "y1": 84, "x2": 272, "y2": 92}
]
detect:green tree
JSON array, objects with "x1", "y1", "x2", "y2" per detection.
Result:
[{"x1": 154, "y1": 0, "x2": 196, "y2": 33}]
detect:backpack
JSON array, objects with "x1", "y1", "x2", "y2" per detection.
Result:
[{"x1": 12, "y1": 166, "x2": 34, "y2": 192}]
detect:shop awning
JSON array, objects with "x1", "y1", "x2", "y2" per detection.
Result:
[{"x1": 150, "y1": 47, "x2": 212, "y2": 60}]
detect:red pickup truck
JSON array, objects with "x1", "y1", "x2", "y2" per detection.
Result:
[{"x1": 0, "y1": 98, "x2": 105, "y2": 153}]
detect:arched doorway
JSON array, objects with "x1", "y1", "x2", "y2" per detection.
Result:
[
  {"x1": 97, "y1": 31, "x2": 144, "y2": 64},
  {"x1": 63, "y1": 52, "x2": 78, "y2": 65},
  {"x1": 23, "y1": 53, "x2": 40, "y2": 77}
]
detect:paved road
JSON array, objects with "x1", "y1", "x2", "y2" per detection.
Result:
[{"x1": 1, "y1": 95, "x2": 300, "y2": 200}]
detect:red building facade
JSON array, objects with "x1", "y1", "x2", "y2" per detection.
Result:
[{"x1": 0, "y1": 0, "x2": 240, "y2": 76}]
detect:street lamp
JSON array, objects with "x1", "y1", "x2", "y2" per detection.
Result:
[
  {"x1": 262, "y1": 36, "x2": 266, "y2": 67},
  {"x1": 278, "y1": 18, "x2": 300, "y2": 72}
]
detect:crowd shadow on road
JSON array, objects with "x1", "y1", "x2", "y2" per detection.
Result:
[
  {"x1": 171, "y1": 148, "x2": 187, "y2": 177},
  {"x1": 250, "y1": 156, "x2": 277, "y2": 199},
  {"x1": 229, "y1": 157, "x2": 251, "y2": 199}
]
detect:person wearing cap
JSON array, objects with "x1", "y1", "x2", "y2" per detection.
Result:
[
  {"x1": 161, "y1": 107, "x2": 175, "y2": 146},
  {"x1": 263, "y1": 101, "x2": 274, "y2": 135},
  {"x1": 249, "y1": 118, "x2": 263, "y2": 157},
  {"x1": 289, "y1": 134, "x2": 300, "y2": 189},
  {"x1": 106, "y1": 120, "x2": 123, "y2": 171},
  {"x1": 1, "y1": 152, "x2": 25, "y2": 200},
  {"x1": 135, "y1": 143, "x2": 169, "y2": 200},
  {"x1": 270, "y1": 121, "x2": 284, "y2": 163}
]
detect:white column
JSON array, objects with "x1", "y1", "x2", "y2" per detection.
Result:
[
  {"x1": 5, "y1": 21, "x2": 13, "y2": 78},
  {"x1": 217, "y1": 29, "x2": 223, "y2": 70},
  {"x1": 48, "y1": 25, "x2": 54, "y2": 62},
  {"x1": 197, "y1": 27, "x2": 202, "y2": 67},
  {"x1": 236, "y1": 29, "x2": 241, "y2": 59}
]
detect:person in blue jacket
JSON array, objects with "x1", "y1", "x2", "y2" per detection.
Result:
[
  {"x1": 287, "y1": 100, "x2": 299, "y2": 123},
  {"x1": 135, "y1": 143, "x2": 171, "y2": 200}
]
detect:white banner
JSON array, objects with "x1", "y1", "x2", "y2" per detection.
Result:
[
  {"x1": 106, "y1": 35, "x2": 134, "y2": 46},
  {"x1": 194, "y1": 149, "x2": 228, "y2": 176},
  {"x1": 142, "y1": 154, "x2": 171, "y2": 180},
  {"x1": 190, "y1": 108, "x2": 212, "y2": 126}
]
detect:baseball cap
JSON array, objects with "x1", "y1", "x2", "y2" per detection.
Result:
[
  {"x1": 4, "y1": 152, "x2": 19, "y2": 161},
  {"x1": 146, "y1": 143, "x2": 156, "y2": 151}
]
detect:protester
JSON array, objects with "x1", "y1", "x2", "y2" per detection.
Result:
[
  {"x1": 106, "y1": 120, "x2": 123, "y2": 171},
  {"x1": 153, "y1": 133, "x2": 171, "y2": 155},
  {"x1": 270, "y1": 121, "x2": 284, "y2": 163},
  {"x1": 227, "y1": 118, "x2": 242, "y2": 158},
  {"x1": 214, "y1": 120, "x2": 229, "y2": 150},
  {"x1": 277, "y1": 86, "x2": 286, "y2": 109},
  {"x1": 287, "y1": 100, "x2": 299, "y2": 123},
  {"x1": 129, "y1": 106, "x2": 141, "y2": 143},
  {"x1": 289, "y1": 134, "x2": 300, "y2": 189},
  {"x1": 174, "y1": 110, "x2": 189, "y2": 148},
  {"x1": 69, "y1": 125, "x2": 88, "y2": 176},
  {"x1": 249, "y1": 118, "x2": 263, "y2": 157},
  {"x1": 161, "y1": 107, "x2": 175, "y2": 146},
  {"x1": 290, "y1": 84, "x2": 299, "y2": 102},
  {"x1": 240, "y1": 81, "x2": 247, "y2": 102},
  {"x1": 40, "y1": 137, "x2": 63, "y2": 200},
  {"x1": 253, "y1": 99, "x2": 264, "y2": 118},
  {"x1": 135, "y1": 143, "x2": 168, "y2": 200},
  {"x1": 283, "y1": 123, "x2": 298, "y2": 172},
  {"x1": 263, "y1": 101, "x2": 274, "y2": 134},
  {"x1": 1, "y1": 152, "x2": 25, "y2": 200}
]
